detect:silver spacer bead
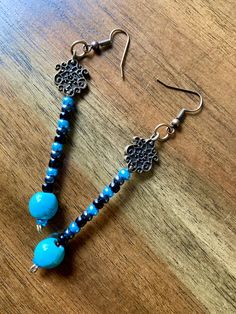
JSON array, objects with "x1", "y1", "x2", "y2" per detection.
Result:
[
  {"x1": 36, "y1": 224, "x2": 42, "y2": 233},
  {"x1": 29, "y1": 264, "x2": 39, "y2": 273}
]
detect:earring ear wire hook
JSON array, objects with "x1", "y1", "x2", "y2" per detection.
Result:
[
  {"x1": 150, "y1": 79, "x2": 204, "y2": 142},
  {"x1": 156, "y1": 79, "x2": 203, "y2": 121},
  {"x1": 109, "y1": 28, "x2": 130, "y2": 79},
  {"x1": 70, "y1": 28, "x2": 130, "y2": 79}
]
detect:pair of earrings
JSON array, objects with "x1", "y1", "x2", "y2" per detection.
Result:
[{"x1": 29, "y1": 29, "x2": 203, "y2": 273}]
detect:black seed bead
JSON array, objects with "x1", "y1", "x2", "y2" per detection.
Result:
[
  {"x1": 64, "y1": 228, "x2": 74, "y2": 239},
  {"x1": 110, "y1": 178, "x2": 120, "y2": 193},
  {"x1": 75, "y1": 212, "x2": 92, "y2": 228},
  {"x1": 115, "y1": 175, "x2": 124, "y2": 185},
  {"x1": 51, "y1": 151, "x2": 58, "y2": 159},
  {"x1": 54, "y1": 133, "x2": 66, "y2": 144},
  {"x1": 45, "y1": 175, "x2": 55, "y2": 184},
  {"x1": 75, "y1": 216, "x2": 87, "y2": 228},
  {"x1": 49, "y1": 157, "x2": 62, "y2": 168},
  {"x1": 93, "y1": 195, "x2": 109, "y2": 209},
  {"x1": 61, "y1": 106, "x2": 74, "y2": 113},
  {"x1": 56, "y1": 128, "x2": 69, "y2": 136},
  {"x1": 42, "y1": 183, "x2": 54, "y2": 192},
  {"x1": 93, "y1": 198, "x2": 104, "y2": 209},
  {"x1": 60, "y1": 111, "x2": 72, "y2": 120},
  {"x1": 82, "y1": 211, "x2": 93, "y2": 221},
  {"x1": 57, "y1": 234, "x2": 69, "y2": 246},
  {"x1": 102, "y1": 195, "x2": 109, "y2": 203},
  {"x1": 50, "y1": 151, "x2": 63, "y2": 159}
]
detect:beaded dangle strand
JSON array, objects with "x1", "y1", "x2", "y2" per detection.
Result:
[
  {"x1": 28, "y1": 68, "x2": 88, "y2": 232},
  {"x1": 30, "y1": 168, "x2": 131, "y2": 272},
  {"x1": 30, "y1": 80, "x2": 203, "y2": 272},
  {"x1": 28, "y1": 29, "x2": 130, "y2": 232},
  {"x1": 29, "y1": 95, "x2": 82, "y2": 232}
]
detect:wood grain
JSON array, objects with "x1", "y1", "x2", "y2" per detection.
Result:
[{"x1": 0, "y1": 0, "x2": 236, "y2": 313}]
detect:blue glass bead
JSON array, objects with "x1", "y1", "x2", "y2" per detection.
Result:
[
  {"x1": 118, "y1": 168, "x2": 131, "y2": 181},
  {"x1": 33, "y1": 237, "x2": 65, "y2": 269},
  {"x1": 52, "y1": 142, "x2": 63, "y2": 152},
  {"x1": 86, "y1": 204, "x2": 99, "y2": 216},
  {"x1": 51, "y1": 143, "x2": 63, "y2": 158},
  {"x1": 102, "y1": 186, "x2": 114, "y2": 198},
  {"x1": 62, "y1": 96, "x2": 75, "y2": 111},
  {"x1": 69, "y1": 222, "x2": 80, "y2": 234},
  {"x1": 46, "y1": 167, "x2": 58, "y2": 177},
  {"x1": 58, "y1": 119, "x2": 69, "y2": 130},
  {"x1": 29, "y1": 192, "x2": 58, "y2": 220}
]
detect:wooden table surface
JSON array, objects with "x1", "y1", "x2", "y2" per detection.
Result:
[{"x1": 0, "y1": 0, "x2": 236, "y2": 313}]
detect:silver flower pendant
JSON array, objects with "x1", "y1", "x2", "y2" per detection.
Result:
[{"x1": 124, "y1": 137, "x2": 159, "y2": 173}]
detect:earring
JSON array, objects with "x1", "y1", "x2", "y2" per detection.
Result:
[
  {"x1": 30, "y1": 79, "x2": 203, "y2": 272},
  {"x1": 28, "y1": 29, "x2": 130, "y2": 233}
]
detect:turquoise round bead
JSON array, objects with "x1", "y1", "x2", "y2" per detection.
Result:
[
  {"x1": 102, "y1": 186, "x2": 114, "y2": 198},
  {"x1": 46, "y1": 167, "x2": 58, "y2": 177},
  {"x1": 33, "y1": 237, "x2": 65, "y2": 269},
  {"x1": 87, "y1": 204, "x2": 99, "y2": 216},
  {"x1": 29, "y1": 192, "x2": 58, "y2": 220},
  {"x1": 51, "y1": 142, "x2": 63, "y2": 158},
  {"x1": 52, "y1": 142, "x2": 63, "y2": 152},
  {"x1": 58, "y1": 119, "x2": 70, "y2": 130},
  {"x1": 118, "y1": 168, "x2": 131, "y2": 181},
  {"x1": 69, "y1": 222, "x2": 80, "y2": 233},
  {"x1": 62, "y1": 96, "x2": 74, "y2": 110}
]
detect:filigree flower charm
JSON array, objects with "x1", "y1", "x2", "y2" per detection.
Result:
[
  {"x1": 124, "y1": 137, "x2": 159, "y2": 173},
  {"x1": 54, "y1": 59, "x2": 89, "y2": 96}
]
